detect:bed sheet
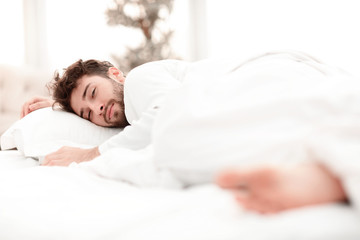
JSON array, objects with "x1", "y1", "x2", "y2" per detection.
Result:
[{"x1": 0, "y1": 150, "x2": 359, "y2": 240}]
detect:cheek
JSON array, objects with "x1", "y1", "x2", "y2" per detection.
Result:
[
  {"x1": 91, "y1": 115, "x2": 108, "y2": 127},
  {"x1": 99, "y1": 85, "x2": 115, "y2": 99}
]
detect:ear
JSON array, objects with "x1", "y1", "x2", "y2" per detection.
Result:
[{"x1": 108, "y1": 67, "x2": 125, "y2": 83}]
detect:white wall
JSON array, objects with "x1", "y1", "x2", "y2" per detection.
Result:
[
  {"x1": 45, "y1": 0, "x2": 143, "y2": 70},
  {"x1": 45, "y1": 0, "x2": 190, "y2": 70},
  {"x1": 203, "y1": 0, "x2": 360, "y2": 76},
  {"x1": 1, "y1": 0, "x2": 360, "y2": 77},
  {"x1": 0, "y1": 0, "x2": 24, "y2": 66}
]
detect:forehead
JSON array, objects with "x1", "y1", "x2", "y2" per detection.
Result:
[{"x1": 77, "y1": 75, "x2": 107, "y2": 88}]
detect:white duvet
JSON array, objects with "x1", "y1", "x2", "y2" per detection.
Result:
[
  {"x1": 0, "y1": 150, "x2": 360, "y2": 240},
  {"x1": 77, "y1": 52, "x2": 360, "y2": 210}
]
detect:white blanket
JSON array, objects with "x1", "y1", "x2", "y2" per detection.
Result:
[
  {"x1": 1, "y1": 150, "x2": 360, "y2": 240},
  {"x1": 75, "y1": 52, "x2": 360, "y2": 212},
  {"x1": 151, "y1": 52, "x2": 360, "y2": 211}
]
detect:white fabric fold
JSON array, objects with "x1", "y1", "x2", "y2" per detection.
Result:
[
  {"x1": 152, "y1": 51, "x2": 360, "y2": 211},
  {"x1": 75, "y1": 145, "x2": 183, "y2": 189}
]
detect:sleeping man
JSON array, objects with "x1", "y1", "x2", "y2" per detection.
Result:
[{"x1": 22, "y1": 51, "x2": 359, "y2": 214}]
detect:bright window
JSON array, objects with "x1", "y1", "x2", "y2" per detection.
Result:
[{"x1": 0, "y1": 0, "x2": 24, "y2": 66}]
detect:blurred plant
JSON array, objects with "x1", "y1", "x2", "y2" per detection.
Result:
[{"x1": 106, "y1": 0, "x2": 176, "y2": 73}]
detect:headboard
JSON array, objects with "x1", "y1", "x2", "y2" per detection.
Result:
[{"x1": 0, "y1": 64, "x2": 52, "y2": 135}]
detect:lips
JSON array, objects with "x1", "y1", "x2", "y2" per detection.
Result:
[
  {"x1": 107, "y1": 102, "x2": 114, "y2": 120},
  {"x1": 103, "y1": 101, "x2": 117, "y2": 124}
]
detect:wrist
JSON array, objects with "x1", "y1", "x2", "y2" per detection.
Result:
[
  {"x1": 86, "y1": 147, "x2": 100, "y2": 161},
  {"x1": 92, "y1": 147, "x2": 100, "y2": 158}
]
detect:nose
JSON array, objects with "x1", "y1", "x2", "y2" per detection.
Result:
[
  {"x1": 98, "y1": 104, "x2": 105, "y2": 115},
  {"x1": 91, "y1": 102, "x2": 105, "y2": 116}
]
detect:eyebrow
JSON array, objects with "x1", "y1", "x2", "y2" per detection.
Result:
[{"x1": 82, "y1": 83, "x2": 91, "y2": 100}]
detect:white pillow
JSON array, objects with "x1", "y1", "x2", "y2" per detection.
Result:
[{"x1": 0, "y1": 107, "x2": 122, "y2": 158}]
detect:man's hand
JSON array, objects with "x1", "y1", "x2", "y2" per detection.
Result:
[
  {"x1": 42, "y1": 146, "x2": 100, "y2": 167},
  {"x1": 21, "y1": 96, "x2": 54, "y2": 118}
]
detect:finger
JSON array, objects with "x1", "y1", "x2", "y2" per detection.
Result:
[
  {"x1": 234, "y1": 195, "x2": 255, "y2": 210},
  {"x1": 21, "y1": 99, "x2": 37, "y2": 118},
  {"x1": 42, "y1": 155, "x2": 63, "y2": 166},
  {"x1": 29, "y1": 101, "x2": 50, "y2": 111},
  {"x1": 21, "y1": 102, "x2": 30, "y2": 118},
  {"x1": 231, "y1": 188, "x2": 251, "y2": 199},
  {"x1": 235, "y1": 193, "x2": 283, "y2": 214},
  {"x1": 42, "y1": 159, "x2": 67, "y2": 167},
  {"x1": 235, "y1": 196, "x2": 266, "y2": 213},
  {"x1": 20, "y1": 104, "x2": 24, "y2": 118},
  {"x1": 42, "y1": 149, "x2": 73, "y2": 166},
  {"x1": 20, "y1": 107, "x2": 25, "y2": 118},
  {"x1": 21, "y1": 96, "x2": 49, "y2": 118},
  {"x1": 42, "y1": 154, "x2": 57, "y2": 165},
  {"x1": 216, "y1": 168, "x2": 251, "y2": 189},
  {"x1": 42, "y1": 151, "x2": 63, "y2": 165},
  {"x1": 30, "y1": 96, "x2": 47, "y2": 103},
  {"x1": 47, "y1": 160, "x2": 69, "y2": 167}
]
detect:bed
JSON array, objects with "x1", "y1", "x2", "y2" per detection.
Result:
[
  {"x1": 1, "y1": 108, "x2": 360, "y2": 240},
  {"x1": 1, "y1": 149, "x2": 360, "y2": 240},
  {"x1": 1, "y1": 52, "x2": 360, "y2": 239}
]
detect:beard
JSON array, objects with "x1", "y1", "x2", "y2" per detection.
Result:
[{"x1": 103, "y1": 80, "x2": 129, "y2": 128}]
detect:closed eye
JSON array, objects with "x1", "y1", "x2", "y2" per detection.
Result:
[
  {"x1": 88, "y1": 110, "x2": 92, "y2": 121},
  {"x1": 91, "y1": 88, "x2": 96, "y2": 98}
]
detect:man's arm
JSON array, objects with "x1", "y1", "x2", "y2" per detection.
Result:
[
  {"x1": 42, "y1": 146, "x2": 100, "y2": 166},
  {"x1": 41, "y1": 107, "x2": 157, "y2": 166},
  {"x1": 99, "y1": 107, "x2": 157, "y2": 153}
]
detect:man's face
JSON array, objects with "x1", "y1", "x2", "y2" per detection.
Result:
[{"x1": 70, "y1": 71, "x2": 128, "y2": 128}]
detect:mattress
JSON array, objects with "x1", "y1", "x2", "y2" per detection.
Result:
[{"x1": 0, "y1": 150, "x2": 359, "y2": 240}]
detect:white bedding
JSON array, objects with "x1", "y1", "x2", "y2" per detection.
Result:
[
  {"x1": 0, "y1": 150, "x2": 360, "y2": 240},
  {"x1": 2, "y1": 51, "x2": 360, "y2": 239}
]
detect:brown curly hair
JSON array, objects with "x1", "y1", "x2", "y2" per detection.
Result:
[{"x1": 48, "y1": 59, "x2": 114, "y2": 113}]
